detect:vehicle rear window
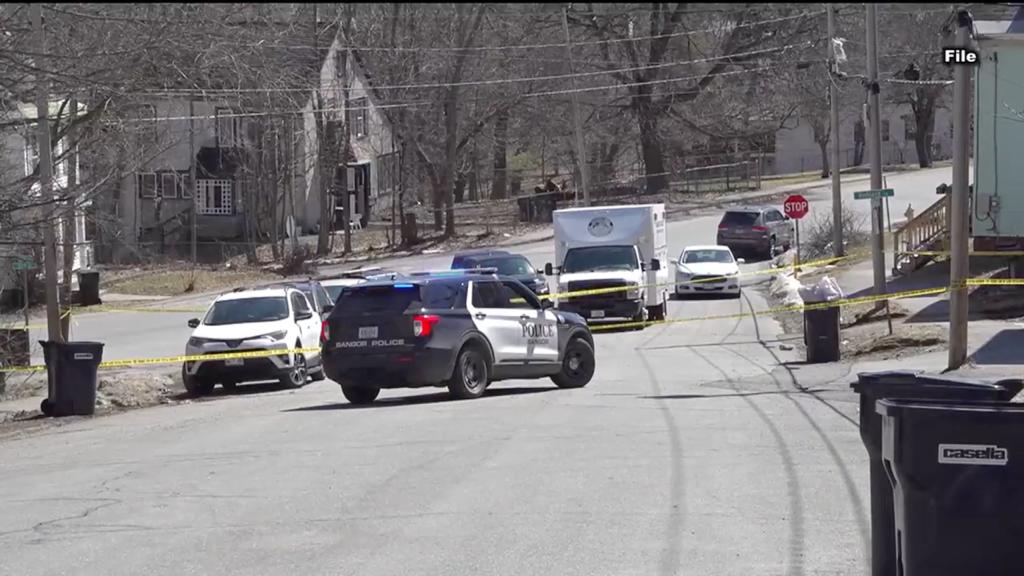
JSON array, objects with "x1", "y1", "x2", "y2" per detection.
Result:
[
  {"x1": 334, "y1": 283, "x2": 459, "y2": 315},
  {"x1": 720, "y1": 211, "x2": 760, "y2": 227}
]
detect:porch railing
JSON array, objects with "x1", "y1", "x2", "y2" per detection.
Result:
[{"x1": 892, "y1": 194, "x2": 950, "y2": 276}]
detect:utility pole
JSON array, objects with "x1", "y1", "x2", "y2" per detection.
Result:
[
  {"x1": 827, "y1": 4, "x2": 844, "y2": 258},
  {"x1": 948, "y1": 9, "x2": 973, "y2": 369},
  {"x1": 60, "y1": 96, "x2": 78, "y2": 340},
  {"x1": 562, "y1": 6, "x2": 590, "y2": 206},
  {"x1": 189, "y1": 97, "x2": 198, "y2": 266},
  {"x1": 32, "y1": 4, "x2": 61, "y2": 343},
  {"x1": 341, "y1": 47, "x2": 353, "y2": 255},
  {"x1": 865, "y1": 4, "x2": 887, "y2": 309}
]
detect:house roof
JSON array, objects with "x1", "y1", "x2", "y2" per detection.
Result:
[{"x1": 972, "y1": 3, "x2": 1024, "y2": 35}]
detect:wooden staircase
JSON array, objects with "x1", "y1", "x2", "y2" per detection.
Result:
[{"x1": 892, "y1": 194, "x2": 950, "y2": 276}]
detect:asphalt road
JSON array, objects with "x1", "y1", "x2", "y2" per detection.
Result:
[{"x1": 0, "y1": 167, "x2": 953, "y2": 574}]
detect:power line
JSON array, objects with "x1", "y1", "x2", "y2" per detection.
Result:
[
  {"x1": 134, "y1": 41, "x2": 818, "y2": 96},
  {"x1": 199, "y1": 10, "x2": 825, "y2": 53}
]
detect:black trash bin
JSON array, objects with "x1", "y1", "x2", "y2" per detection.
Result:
[
  {"x1": 850, "y1": 371, "x2": 1023, "y2": 576},
  {"x1": 38, "y1": 340, "x2": 105, "y2": 417},
  {"x1": 77, "y1": 270, "x2": 101, "y2": 306},
  {"x1": 803, "y1": 305, "x2": 840, "y2": 362},
  {"x1": 517, "y1": 196, "x2": 531, "y2": 223},
  {"x1": 878, "y1": 398, "x2": 1024, "y2": 576}
]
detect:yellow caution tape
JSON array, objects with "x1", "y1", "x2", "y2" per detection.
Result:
[
  {"x1": 0, "y1": 347, "x2": 322, "y2": 374},
  {"x1": 588, "y1": 284, "x2": 951, "y2": 332}
]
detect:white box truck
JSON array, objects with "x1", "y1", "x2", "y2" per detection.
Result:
[{"x1": 544, "y1": 204, "x2": 669, "y2": 324}]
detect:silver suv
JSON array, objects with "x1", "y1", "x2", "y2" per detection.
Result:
[{"x1": 716, "y1": 207, "x2": 794, "y2": 260}]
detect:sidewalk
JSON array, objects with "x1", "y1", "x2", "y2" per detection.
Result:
[{"x1": 827, "y1": 249, "x2": 1023, "y2": 377}]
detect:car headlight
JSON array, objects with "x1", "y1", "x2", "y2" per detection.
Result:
[
  {"x1": 188, "y1": 337, "x2": 210, "y2": 347},
  {"x1": 260, "y1": 330, "x2": 288, "y2": 341},
  {"x1": 626, "y1": 281, "x2": 641, "y2": 299}
]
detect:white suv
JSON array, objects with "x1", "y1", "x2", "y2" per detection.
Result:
[{"x1": 182, "y1": 287, "x2": 324, "y2": 396}]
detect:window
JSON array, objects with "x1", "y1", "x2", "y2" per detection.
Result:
[
  {"x1": 681, "y1": 249, "x2": 735, "y2": 264},
  {"x1": 471, "y1": 281, "x2": 505, "y2": 308},
  {"x1": 137, "y1": 104, "x2": 158, "y2": 150},
  {"x1": 196, "y1": 179, "x2": 233, "y2": 215},
  {"x1": 336, "y1": 284, "x2": 422, "y2": 314},
  {"x1": 290, "y1": 292, "x2": 312, "y2": 317},
  {"x1": 349, "y1": 97, "x2": 368, "y2": 139},
  {"x1": 160, "y1": 173, "x2": 179, "y2": 199},
  {"x1": 881, "y1": 120, "x2": 891, "y2": 142},
  {"x1": 562, "y1": 246, "x2": 639, "y2": 274},
  {"x1": 204, "y1": 297, "x2": 289, "y2": 325},
  {"x1": 23, "y1": 132, "x2": 39, "y2": 177},
  {"x1": 903, "y1": 114, "x2": 916, "y2": 141},
  {"x1": 501, "y1": 281, "x2": 540, "y2": 310},
  {"x1": 179, "y1": 171, "x2": 193, "y2": 198},
  {"x1": 720, "y1": 211, "x2": 760, "y2": 227},
  {"x1": 216, "y1": 108, "x2": 239, "y2": 147},
  {"x1": 476, "y1": 256, "x2": 534, "y2": 276},
  {"x1": 137, "y1": 173, "x2": 158, "y2": 198}
]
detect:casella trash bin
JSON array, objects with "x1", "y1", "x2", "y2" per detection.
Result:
[
  {"x1": 878, "y1": 398, "x2": 1024, "y2": 576},
  {"x1": 850, "y1": 371, "x2": 1022, "y2": 576},
  {"x1": 39, "y1": 340, "x2": 105, "y2": 417}
]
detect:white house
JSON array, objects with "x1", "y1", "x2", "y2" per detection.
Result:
[
  {"x1": 770, "y1": 103, "x2": 954, "y2": 175},
  {"x1": 0, "y1": 101, "x2": 91, "y2": 298},
  {"x1": 294, "y1": 34, "x2": 402, "y2": 235}
]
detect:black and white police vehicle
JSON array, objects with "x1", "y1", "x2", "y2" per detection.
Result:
[{"x1": 320, "y1": 269, "x2": 596, "y2": 404}]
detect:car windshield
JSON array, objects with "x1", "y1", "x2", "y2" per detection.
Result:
[
  {"x1": 477, "y1": 256, "x2": 533, "y2": 276},
  {"x1": 204, "y1": 297, "x2": 290, "y2": 326},
  {"x1": 562, "y1": 246, "x2": 638, "y2": 273},
  {"x1": 682, "y1": 249, "x2": 735, "y2": 264},
  {"x1": 720, "y1": 211, "x2": 760, "y2": 227}
]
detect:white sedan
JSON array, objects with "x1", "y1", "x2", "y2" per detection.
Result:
[{"x1": 674, "y1": 245, "x2": 744, "y2": 298}]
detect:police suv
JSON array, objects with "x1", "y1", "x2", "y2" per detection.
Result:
[{"x1": 320, "y1": 269, "x2": 596, "y2": 404}]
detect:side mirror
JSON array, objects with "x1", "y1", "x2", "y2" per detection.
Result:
[
  {"x1": 650, "y1": 259, "x2": 661, "y2": 272},
  {"x1": 188, "y1": 318, "x2": 200, "y2": 329},
  {"x1": 323, "y1": 304, "x2": 334, "y2": 315},
  {"x1": 544, "y1": 263, "x2": 554, "y2": 276},
  {"x1": 736, "y1": 258, "x2": 747, "y2": 264},
  {"x1": 296, "y1": 311, "x2": 313, "y2": 321}
]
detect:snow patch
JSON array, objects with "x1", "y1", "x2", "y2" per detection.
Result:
[{"x1": 769, "y1": 272, "x2": 805, "y2": 307}]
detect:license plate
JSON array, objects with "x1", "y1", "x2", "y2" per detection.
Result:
[
  {"x1": 358, "y1": 326, "x2": 379, "y2": 339},
  {"x1": 590, "y1": 310, "x2": 605, "y2": 318},
  {"x1": 225, "y1": 358, "x2": 243, "y2": 367}
]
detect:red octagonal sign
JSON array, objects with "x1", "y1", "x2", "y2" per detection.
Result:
[{"x1": 784, "y1": 194, "x2": 809, "y2": 220}]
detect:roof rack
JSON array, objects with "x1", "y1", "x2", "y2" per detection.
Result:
[{"x1": 407, "y1": 267, "x2": 499, "y2": 277}]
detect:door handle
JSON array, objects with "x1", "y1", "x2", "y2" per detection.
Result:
[{"x1": 475, "y1": 312, "x2": 487, "y2": 320}]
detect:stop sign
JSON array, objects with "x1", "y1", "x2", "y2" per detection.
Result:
[{"x1": 784, "y1": 194, "x2": 809, "y2": 219}]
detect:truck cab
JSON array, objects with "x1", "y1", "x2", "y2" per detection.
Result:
[{"x1": 545, "y1": 204, "x2": 669, "y2": 325}]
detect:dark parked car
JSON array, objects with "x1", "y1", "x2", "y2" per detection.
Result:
[
  {"x1": 450, "y1": 250, "x2": 549, "y2": 296},
  {"x1": 715, "y1": 206, "x2": 794, "y2": 259}
]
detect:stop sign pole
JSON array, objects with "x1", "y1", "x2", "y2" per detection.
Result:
[{"x1": 784, "y1": 194, "x2": 809, "y2": 278}]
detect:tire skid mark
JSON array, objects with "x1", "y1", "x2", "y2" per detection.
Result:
[
  {"x1": 690, "y1": 347, "x2": 806, "y2": 576},
  {"x1": 724, "y1": 346, "x2": 870, "y2": 564},
  {"x1": 732, "y1": 293, "x2": 870, "y2": 567},
  {"x1": 637, "y1": 352, "x2": 687, "y2": 576}
]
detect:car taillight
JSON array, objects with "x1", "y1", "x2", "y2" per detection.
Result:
[
  {"x1": 321, "y1": 322, "x2": 330, "y2": 342},
  {"x1": 412, "y1": 314, "x2": 440, "y2": 337},
  {"x1": 752, "y1": 226, "x2": 768, "y2": 233}
]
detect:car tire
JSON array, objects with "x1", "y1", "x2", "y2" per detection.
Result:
[
  {"x1": 448, "y1": 345, "x2": 489, "y2": 400},
  {"x1": 221, "y1": 379, "x2": 238, "y2": 393},
  {"x1": 765, "y1": 236, "x2": 777, "y2": 260},
  {"x1": 341, "y1": 384, "x2": 380, "y2": 405},
  {"x1": 182, "y1": 365, "x2": 214, "y2": 397},
  {"x1": 309, "y1": 366, "x2": 326, "y2": 382},
  {"x1": 279, "y1": 352, "x2": 308, "y2": 389},
  {"x1": 552, "y1": 338, "x2": 596, "y2": 389}
]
